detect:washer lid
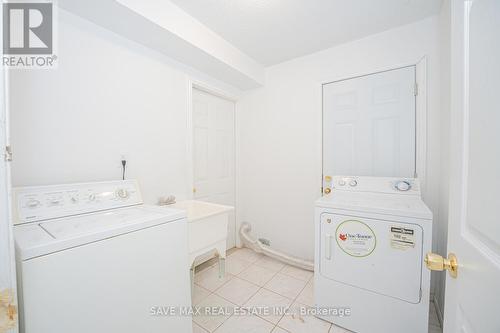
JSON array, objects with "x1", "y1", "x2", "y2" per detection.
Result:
[
  {"x1": 316, "y1": 191, "x2": 432, "y2": 220},
  {"x1": 41, "y1": 206, "x2": 165, "y2": 238},
  {"x1": 14, "y1": 205, "x2": 185, "y2": 260}
]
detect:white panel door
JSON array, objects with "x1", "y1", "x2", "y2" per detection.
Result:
[
  {"x1": 0, "y1": 10, "x2": 18, "y2": 331},
  {"x1": 322, "y1": 67, "x2": 416, "y2": 186},
  {"x1": 192, "y1": 88, "x2": 235, "y2": 249},
  {"x1": 443, "y1": 1, "x2": 500, "y2": 332}
]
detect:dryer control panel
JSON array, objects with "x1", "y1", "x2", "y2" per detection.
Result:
[
  {"x1": 13, "y1": 180, "x2": 143, "y2": 225},
  {"x1": 331, "y1": 176, "x2": 421, "y2": 196}
]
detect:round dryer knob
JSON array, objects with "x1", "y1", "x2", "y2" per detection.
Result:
[
  {"x1": 116, "y1": 189, "x2": 130, "y2": 199},
  {"x1": 395, "y1": 180, "x2": 411, "y2": 191},
  {"x1": 349, "y1": 179, "x2": 358, "y2": 187}
]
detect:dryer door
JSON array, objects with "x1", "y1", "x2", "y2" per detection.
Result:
[{"x1": 320, "y1": 213, "x2": 423, "y2": 303}]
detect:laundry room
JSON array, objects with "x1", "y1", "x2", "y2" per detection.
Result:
[{"x1": 0, "y1": 1, "x2": 499, "y2": 333}]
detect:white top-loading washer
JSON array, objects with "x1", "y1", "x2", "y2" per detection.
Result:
[
  {"x1": 13, "y1": 180, "x2": 192, "y2": 333},
  {"x1": 314, "y1": 176, "x2": 432, "y2": 333}
]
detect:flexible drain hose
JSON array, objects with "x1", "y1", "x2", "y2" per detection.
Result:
[{"x1": 239, "y1": 222, "x2": 314, "y2": 271}]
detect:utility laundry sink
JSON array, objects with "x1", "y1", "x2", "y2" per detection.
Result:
[{"x1": 169, "y1": 200, "x2": 233, "y2": 281}]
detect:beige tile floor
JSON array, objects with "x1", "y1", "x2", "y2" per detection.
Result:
[{"x1": 192, "y1": 247, "x2": 442, "y2": 333}]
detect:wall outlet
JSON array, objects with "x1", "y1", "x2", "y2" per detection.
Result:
[{"x1": 258, "y1": 238, "x2": 271, "y2": 246}]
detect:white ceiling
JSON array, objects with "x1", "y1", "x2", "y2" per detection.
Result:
[{"x1": 169, "y1": 0, "x2": 443, "y2": 66}]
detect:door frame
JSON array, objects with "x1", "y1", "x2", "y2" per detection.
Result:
[
  {"x1": 319, "y1": 57, "x2": 428, "y2": 192},
  {"x1": 185, "y1": 78, "x2": 240, "y2": 246},
  {"x1": 1, "y1": 53, "x2": 18, "y2": 331}
]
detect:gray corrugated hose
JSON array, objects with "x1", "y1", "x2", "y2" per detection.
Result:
[{"x1": 239, "y1": 222, "x2": 314, "y2": 271}]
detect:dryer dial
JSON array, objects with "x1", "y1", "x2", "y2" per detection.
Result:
[{"x1": 395, "y1": 180, "x2": 411, "y2": 191}]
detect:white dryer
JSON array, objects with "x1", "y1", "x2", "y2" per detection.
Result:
[
  {"x1": 314, "y1": 176, "x2": 432, "y2": 333},
  {"x1": 13, "y1": 180, "x2": 192, "y2": 333}
]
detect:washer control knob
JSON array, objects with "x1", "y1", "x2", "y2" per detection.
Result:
[
  {"x1": 349, "y1": 179, "x2": 358, "y2": 187},
  {"x1": 50, "y1": 199, "x2": 61, "y2": 205},
  {"x1": 338, "y1": 179, "x2": 346, "y2": 186},
  {"x1": 88, "y1": 193, "x2": 96, "y2": 202},
  {"x1": 395, "y1": 180, "x2": 411, "y2": 191},
  {"x1": 27, "y1": 199, "x2": 40, "y2": 208},
  {"x1": 116, "y1": 189, "x2": 129, "y2": 199}
]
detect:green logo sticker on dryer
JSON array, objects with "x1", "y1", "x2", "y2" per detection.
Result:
[{"x1": 335, "y1": 220, "x2": 376, "y2": 257}]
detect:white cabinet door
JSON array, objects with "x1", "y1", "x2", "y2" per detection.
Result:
[
  {"x1": 443, "y1": 1, "x2": 500, "y2": 332},
  {"x1": 322, "y1": 66, "x2": 416, "y2": 185},
  {"x1": 192, "y1": 88, "x2": 235, "y2": 249},
  {"x1": 0, "y1": 12, "x2": 18, "y2": 331}
]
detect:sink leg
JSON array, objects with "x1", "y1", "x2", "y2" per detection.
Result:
[
  {"x1": 190, "y1": 265, "x2": 195, "y2": 291},
  {"x1": 218, "y1": 257, "x2": 226, "y2": 279}
]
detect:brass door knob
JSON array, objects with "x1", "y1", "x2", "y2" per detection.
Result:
[
  {"x1": 324, "y1": 187, "x2": 331, "y2": 195},
  {"x1": 425, "y1": 252, "x2": 458, "y2": 278}
]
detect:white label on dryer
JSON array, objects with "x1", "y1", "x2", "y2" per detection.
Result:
[
  {"x1": 335, "y1": 220, "x2": 376, "y2": 257},
  {"x1": 390, "y1": 226, "x2": 415, "y2": 250}
]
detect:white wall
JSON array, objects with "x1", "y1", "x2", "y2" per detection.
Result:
[
  {"x1": 238, "y1": 17, "x2": 446, "y2": 282},
  {"x1": 9, "y1": 9, "x2": 240, "y2": 205}
]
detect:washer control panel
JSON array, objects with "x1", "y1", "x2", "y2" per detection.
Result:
[{"x1": 13, "y1": 180, "x2": 142, "y2": 225}]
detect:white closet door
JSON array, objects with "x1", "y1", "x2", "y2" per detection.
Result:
[
  {"x1": 192, "y1": 88, "x2": 235, "y2": 249},
  {"x1": 323, "y1": 66, "x2": 416, "y2": 180}
]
